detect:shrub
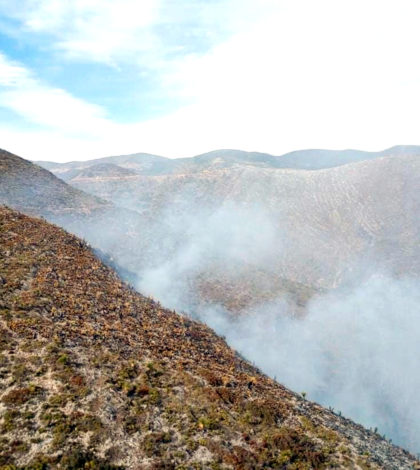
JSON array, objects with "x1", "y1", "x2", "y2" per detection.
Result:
[{"x1": 2, "y1": 385, "x2": 42, "y2": 406}]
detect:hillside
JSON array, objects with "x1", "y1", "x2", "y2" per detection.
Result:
[
  {"x1": 0, "y1": 149, "x2": 147, "y2": 277},
  {"x1": 35, "y1": 150, "x2": 280, "y2": 180},
  {"x1": 8, "y1": 146, "x2": 420, "y2": 315},
  {"x1": 0, "y1": 149, "x2": 110, "y2": 217},
  {"x1": 1, "y1": 149, "x2": 318, "y2": 313},
  {"x1": 0, "y1": 206, "x2": 418, "y2": 469},
  {"x1": 36, "y1": 153, "x2": 172, "y2": 180},
  {"x1": 71, "y1": 163, "x2": 138, "y2": 180},
  {"x1": 274, "y1": 145, "x2": 420, "y2": 170},
  {"x1": 61, "y1": 153, "x2": 420, "y2": 308},
  {"x1": 4, "y1": 147, "x2": 420, "y2": 315},
  {"x1": 43, "y1": 149, "x2": 420, "y2": 454}
]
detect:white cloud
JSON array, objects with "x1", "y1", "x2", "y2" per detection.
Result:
[
  {"x1": 1, "y1": 0, "x2": 420, "y2": 161},
  {"x1": 0, "y1": 0, "x2": 233, "y2": 66},
  {"x1": 0, "y1": 55, "x2": 31, "y2": 86},
  {"x1": 0, "y1": 53, "x2": 112, "y2": 135},
  {"x1": 39, "y1": 0, "x2": 162, "y2": 65},
  {"x1": 169, "y1": 0, "x2": 420, "y2": 149}
]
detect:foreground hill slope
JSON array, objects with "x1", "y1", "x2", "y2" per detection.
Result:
[{"x1": 0, "y1": 207, "x2": 418, "y2": 469}]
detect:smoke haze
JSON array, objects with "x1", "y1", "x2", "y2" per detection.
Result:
[
  {"x1": 129, "y1": 200, "x2": 420, "y2": 453},
  {"x1": 4, "y1": 149, "x2": 419, "y2": 454},
  {"x1": 197, "y1": 275, "x2": 420, "y2": 452}
]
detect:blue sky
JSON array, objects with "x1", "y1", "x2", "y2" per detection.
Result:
[{"x1": 0, "y1": 0, "x2": 420, "y2": 162}]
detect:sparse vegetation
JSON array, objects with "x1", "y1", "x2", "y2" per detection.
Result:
[{"x1": 0, "y1": 206, "x2": 418, "y2": 469}]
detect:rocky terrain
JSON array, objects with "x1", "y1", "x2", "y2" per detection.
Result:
[{"x1": 1, "y1": 206, "x2": 419, "y2": 469}]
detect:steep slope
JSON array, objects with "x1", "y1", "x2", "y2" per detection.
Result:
[
  {"x1": 0, "y1": 149, "x2": 147, "y2": 276},
  {"x1": 0, "y1": 206, "x2": 418, "y2": 469},
  {"x1": 0, "y1": 149, "x2": 110, "y2": 217}
]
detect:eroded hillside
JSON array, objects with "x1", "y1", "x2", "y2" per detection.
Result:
[{"x1": 0, "y1": 206, "x2": 418, "y2": 469}]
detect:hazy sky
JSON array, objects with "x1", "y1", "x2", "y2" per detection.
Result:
[{"x1": 0, "y1": 0, "x2": 419, "y2": 162}]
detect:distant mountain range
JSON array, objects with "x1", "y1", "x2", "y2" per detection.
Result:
[{"x1": 36, "y1": 145, "x2": 420, "y2": 178}]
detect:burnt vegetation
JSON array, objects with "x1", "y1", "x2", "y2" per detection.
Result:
[{"x1": 0, "y1": 206, "x2": 419, "y2": 469}]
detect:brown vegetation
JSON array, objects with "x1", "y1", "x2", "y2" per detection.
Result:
[{"x1": 0, "y1": 206, "x2": 418, "y2": 469}]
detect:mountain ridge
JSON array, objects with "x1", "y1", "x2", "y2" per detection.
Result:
[
  {"x1": 35, "y1": 145, "x2": 420, "y2": 178},
  {"x1": 63, "y1": 152, "x2": 420, "y2": 291}
]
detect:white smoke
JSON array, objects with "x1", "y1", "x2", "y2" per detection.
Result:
[
  {"x1": 137, "y1": 201, "x2": 280, "y2": 311},
  {"x1": 55, "y1": 188, "x2": 420, "y2": 454},
  {"x1": 132, "y1": 200, "x2": 420, "y2": 453},
  {"x1": 198, "y1": 274, "x2": 420, "y2": 452}
]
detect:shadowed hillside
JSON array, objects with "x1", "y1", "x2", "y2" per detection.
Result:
[
  {"x1": 0, "y1": 149, "x2": 110, "y2": 216},
  {"x1": 0, "y1": 206, "x2": 418, "y2": 469}
]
